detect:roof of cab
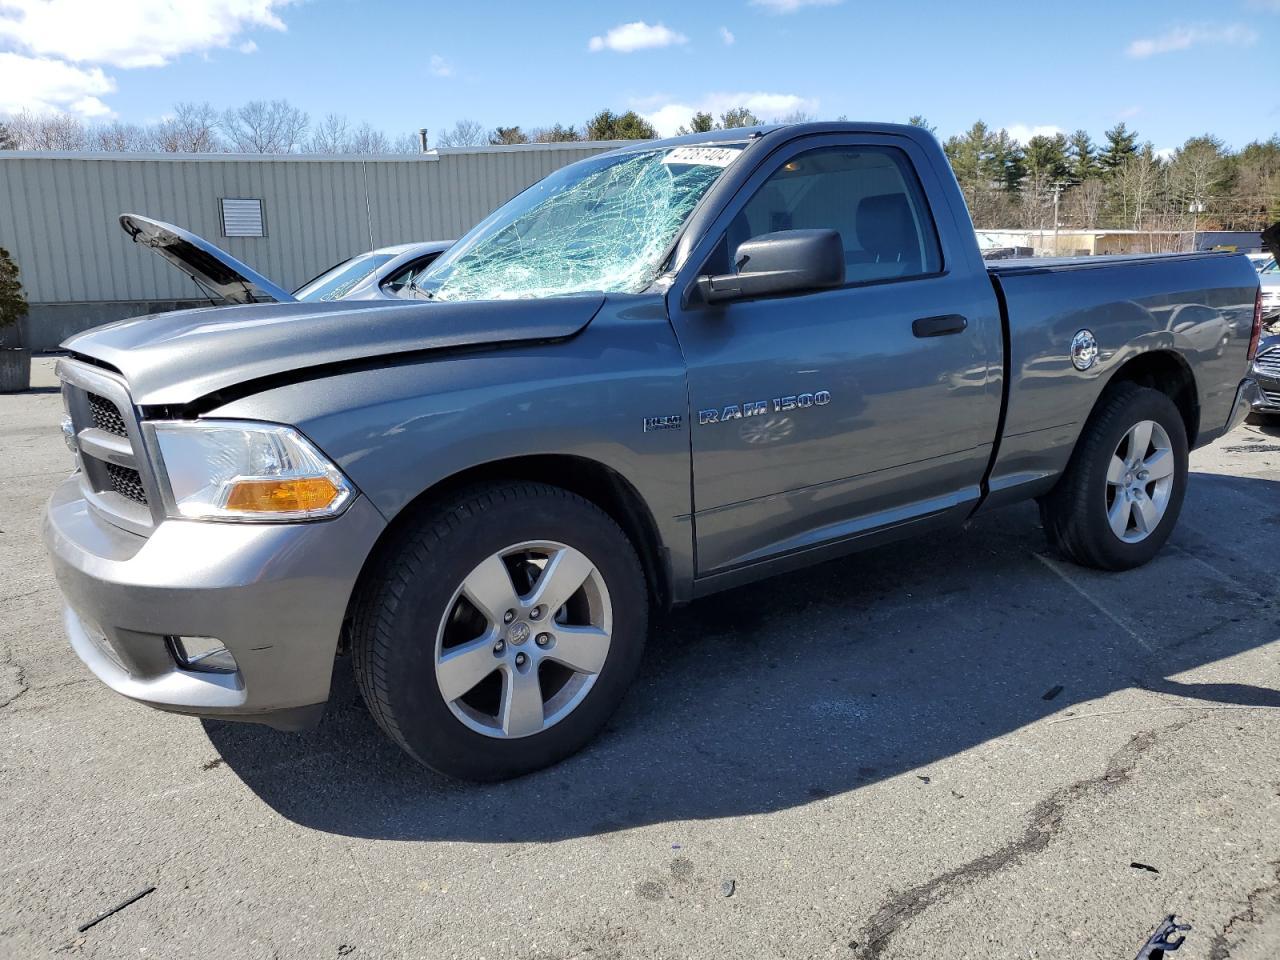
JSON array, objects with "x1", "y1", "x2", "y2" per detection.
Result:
[{"x1": 601, "y1": 121, "x2": 939, "y2": 156}]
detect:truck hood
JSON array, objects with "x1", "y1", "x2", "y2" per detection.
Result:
[
  {"x1": 120, "y1": 214, "x2": 297, "y2": 305},
  {"x1": 62, "y1": 295, "x2": 605, "y2": 407}
]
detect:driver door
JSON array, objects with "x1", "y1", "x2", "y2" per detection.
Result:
[{"x1": 668, "y1": 134, "x2": 1003, "y2": 578}]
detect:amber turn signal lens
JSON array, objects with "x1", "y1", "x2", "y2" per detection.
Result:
[{"x1": 223, "y1": 477, "x2": 340, "y2": 513}]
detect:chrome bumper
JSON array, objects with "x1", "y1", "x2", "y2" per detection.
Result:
[{"x1": 43, "y1": 474, "x2": 385, "y2": 728}]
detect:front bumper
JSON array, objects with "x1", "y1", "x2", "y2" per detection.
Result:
[
  {"x1": 1250, "y1": 362, "x2": 1280, "y2": 414},
  {"x1": 43, "y1": 474, "x2": 385, "y2": 728}
]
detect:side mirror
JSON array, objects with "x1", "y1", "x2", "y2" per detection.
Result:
[{"x1": 697, "y1": 229, "x2": 845, "y2": 305}]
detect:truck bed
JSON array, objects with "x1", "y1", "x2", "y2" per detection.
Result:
[
  {"x1": 980, "y1": 249, "x2": 1258, "y2": 507},
  {"x1": 987, "y1": 250, "x2": 1236, "y2": 277}
]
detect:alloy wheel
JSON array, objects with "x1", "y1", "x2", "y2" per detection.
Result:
[
  {"x1": 1105, "y1": 419, "x2": 1176, "y2": 543},
  {"x1": 434, "y1": 541, "x2": 613, "y2": 738}
]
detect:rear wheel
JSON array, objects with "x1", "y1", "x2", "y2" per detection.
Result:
[
  {"x1": 1039, "y1": 383, "x2": 1188, "y2": 570},
  {"x1": 350, "y1": 482, "x2": 647, "y2": 780}
]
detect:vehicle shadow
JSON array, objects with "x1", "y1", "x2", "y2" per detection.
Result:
[{"x1": 205, "y1": 471, "x2": 1280, "y2": 841}]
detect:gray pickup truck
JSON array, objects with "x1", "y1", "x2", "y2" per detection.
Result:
[{"x1": 44, "y1": 123, "x2": 1266, "y2": 780}]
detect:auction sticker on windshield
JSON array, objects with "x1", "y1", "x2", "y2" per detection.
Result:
[{"x1": 662, "y1": 146, "x2": 743, "y2": 167}]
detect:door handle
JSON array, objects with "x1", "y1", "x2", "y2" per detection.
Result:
[{"x1": 912, "y1": 314, "x2": 968, "y2": 338}]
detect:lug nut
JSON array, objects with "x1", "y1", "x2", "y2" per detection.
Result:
[
  {"x1": 536, "y1": 633, "x2": 551, "y2": 647},
  {"x1": 493, "y1": 640, "x2": 505, "y2": 655},
  {"x1": 503, "y1": 610, "x2": 515, "y2": 624},
  {"x1": 514, "y1": 652, "x2": 528, "y2": 667},
  {"x1": 529, "y1": 606, "x2": 543, "y2": 621}
]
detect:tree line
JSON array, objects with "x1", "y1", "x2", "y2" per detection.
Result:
[
  {"x1": 2, "y1": 103, "x2": 1276, "y2": 233},
  {"x1": 0, "y1": 101, "x2": 801, "y2": 153},
  {"x1": 917, "y1": 116, "x2": 1280, "y2": 234}
]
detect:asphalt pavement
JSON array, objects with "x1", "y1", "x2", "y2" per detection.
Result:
[{"x1": 2, "y1": 357, "x2": 1278, "y2": 959}]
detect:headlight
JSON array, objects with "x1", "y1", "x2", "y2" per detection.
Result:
[{"x1": 150, "y1": 420, "x2": 353, "y2": 521}]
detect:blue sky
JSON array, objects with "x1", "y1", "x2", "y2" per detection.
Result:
[{"x1": 1, "y1": 0, "x2": 1277, "y2": 151}]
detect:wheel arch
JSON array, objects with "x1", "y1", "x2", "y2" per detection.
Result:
[
  {"x1": 1098, "y1": 349, "x2": 1199, "y2": 447},
  {"x1": 341, "y1": 455, "x2": 672, "y2": 652}
]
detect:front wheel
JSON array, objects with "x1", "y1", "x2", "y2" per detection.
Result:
[
  {"x1": 349, "y1": 482, "x2": 648, "y2": 780},
  {"x1": 1039, "y1": 383, "x2": 1189, "y2": 570}
]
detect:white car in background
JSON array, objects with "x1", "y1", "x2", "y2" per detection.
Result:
[
  {"x1": 1256, "y1": 254, "x2": 1280, "y2": 319},
  {"x1": 120, "y1": 213, "x2": 451, "y2": 305}
]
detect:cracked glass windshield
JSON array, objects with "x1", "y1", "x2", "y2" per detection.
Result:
[{"x1": 411, "y1": 144, "x2": 745, "y2": 301}]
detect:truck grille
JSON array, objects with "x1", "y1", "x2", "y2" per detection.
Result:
[
  {"x1": 1254, "y1": 347, "x2": 1280, "y2": 379},
  {"x1": 105, "y1": 462, "x2": 148, "y2": 504},
  {"x1": 1262, "y1": 388, "x2": 1280, "y2": 407},
  {"x1": 58, "y1": 359, "x2": 159, "y2": 535},
  {"x1": 87, "y1": 393, "x2": 128, "y2": 436}
]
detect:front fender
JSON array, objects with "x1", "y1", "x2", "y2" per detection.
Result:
[{"x1": 208, "y1": 296, "x2": 695, "y2": 594}]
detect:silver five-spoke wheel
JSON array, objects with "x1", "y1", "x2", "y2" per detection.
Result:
[
  {"x1": 1105, "y1": 419, "x2": 1175, "y2": 543},
  {"x1": 435, "y1": 540, "x2": 613, "y2": 739}
]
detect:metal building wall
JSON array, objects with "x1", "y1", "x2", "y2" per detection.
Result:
[{"x1": 0, "y1": 142, "x2": 616, "y2": 348}]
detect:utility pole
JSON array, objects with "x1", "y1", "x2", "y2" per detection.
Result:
[
  {"x1": 1051, "y1": 181, "x2": 1065, "y2": 256},
  {"x1": 1189, "y1": 198, "x2": 1205, "y2": 252}
]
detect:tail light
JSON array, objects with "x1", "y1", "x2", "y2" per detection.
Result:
[{"x1": 1249, "y1": 287, "x2": 1263, "y2": 361}]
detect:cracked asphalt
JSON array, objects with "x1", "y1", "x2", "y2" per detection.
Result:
[{"x1": 2, "y1": 356, "x2": 1279, "y2": 959}]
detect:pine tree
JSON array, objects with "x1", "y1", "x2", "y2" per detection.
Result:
[
  {"x1": 0, "y1": 247, "x2": 29, "y2": 347},
  {"x1": 585, "y1": 110, "x2": 657, "y2": 140},
  {"x1": 1100, "y1": 123, "x2": 1139, "y2": 175},
  {"x1": 676, "y1": 112, "x2": 715, "y2": 136},
  {"x1": 1067, "y1": 129, "x2": 1098, "y2": 182},
  {"x1": 718, "y1": 107, "x2": 762, "y2": 129}
]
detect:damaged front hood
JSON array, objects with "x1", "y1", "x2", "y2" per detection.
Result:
[{"x1": 63, "y1": 296, "x2": 605, "y2": 407}]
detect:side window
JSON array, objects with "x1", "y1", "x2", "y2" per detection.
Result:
[
  {"x1": 731, "y1": 146, "x2": 942, "y2": 284},
  {"x1": 383, "y1": 253, "x2": 442, "y2": 293}
]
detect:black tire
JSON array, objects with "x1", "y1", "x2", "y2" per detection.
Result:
[
  {"x1": 349, "y1": 482, "x2": 648, "y2": 781},
  {"x1": 1039, "y1": 382, "x2": 1189, "y2": 571}
]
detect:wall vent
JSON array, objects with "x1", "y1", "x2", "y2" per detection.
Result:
[{"x1": 220, "y1": 198, "x2": 265, "y2": 237}]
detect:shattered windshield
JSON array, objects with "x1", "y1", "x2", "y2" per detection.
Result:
[{"x1": 411, "y1": 144, "x2": 745, "y2": 301}]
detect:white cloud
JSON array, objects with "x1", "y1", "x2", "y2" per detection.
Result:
[
  {"x1": 750, "y1": 0, "x2": 841, "y2": 13},
  {"x1": 429, "y1": 54, "x2": 453, "y2": 77},
  {"x1": 0, "y1": 51, "x2": 115, "y2": 116},
  {"x1": 588, "y1": 21, "x2": 688, "y2": 53},
  {"x1": 1155, "y1": 147, "x2": 1176, "y2": 162},
  {"x1": 0, "y1": 0, "x2": 295, "y2": 68},
  {"x1": 719, "y1": 26, "x2": 735, "y2": 45},
  {"x1": 1002, "y1": 124, "x2": 1064, "y2": 146},
  {"x1": 639, "y1": 91, "x2": 819, "y2": 137},
  {"x1": 238, "y1": 40, "x2": 258, "y2": 54},
  {"x1": 1126, "y1": 23, "x2": 1256, "y2": 58}
]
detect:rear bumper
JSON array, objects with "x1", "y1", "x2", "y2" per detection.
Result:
[{"x1": 43, "y1": 474, "x2": 385, "y2": 728}]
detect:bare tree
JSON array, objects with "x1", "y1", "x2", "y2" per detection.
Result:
[
  {"x1": 388, "y1": 131, "x2": 425, "y2": 154},
  {"x1": 6, "y1": 111, "x2": 87, "y2": 150},
  {"x1": 1112, "y1": 147, "x2": 1162, "y2": 230},
  {"x1": 307, "y1": 113, "x2": 350, "y2": 153},
  {"x1": 347, "y1": 123, "x2": 391, "y2": 154},
  {"x1": 774, "y1": 110, "x2": 814, "y2": 124},
  {"x1": 1064, "y1": 179, "x2": 1105, "y2": 228},
  {"x1": 90, "y1": 121, "x2": 151, "y2": 152},
  {"x1": 222, "y1": 99, "x2": 310, "y2": 153},
  {"x1": 435, "y1": 119, "x2": 489, "y2": 147},
  {"x1": 151, "y1": 102, "x2": 222, "y2": 152}
]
